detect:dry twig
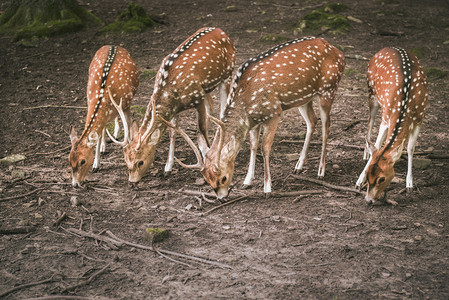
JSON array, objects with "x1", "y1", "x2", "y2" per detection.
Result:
[
  {"x1": 0, "y1": 188, "x2": 44, "y2": 202},
  {"x1": 0, "y1": 226, "x2": 36, "y2": 234},
  {"x1": 60, "y1": 263, "x2": 111, "y2": 293},
  {"x1": 105, "y1": 231, "x2": 232, "y2": 269},
  {"x1": 292, "y1": 175, "x2": 363, "y2": 194},
  {"x1": 33, "y1": 145, "x2": 72, "y2": 156},
  {"x1": 202, "y1": 190, "x2": 322, "y2": 215},
  {"x1": 22, "y1": 105, "x2": 86, "y2": 111},
  {"x1": 0, "y1": 275, "x2": 57, "y2": 298},
  {"x1": 64, "y1": 227, "x2": 123, "y2": 250},
  {"x1": 53, "y1": 212, "x2": 67, "y2": 227}
]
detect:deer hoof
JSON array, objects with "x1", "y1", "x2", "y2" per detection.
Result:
[
  {"x1": 241, "y1": 184, "x2": 251, "y2": 190},
  {"x1": 92, "y1": 167, "x2": 99, "y2": 173},
  {"x1": 406, "y1": 187, "x2": 414, "y2": 194},
  {"x1": 293, "y1": 168, "x2": 302, "y2": 174},
  {"x1": 264, "y1": 192, "x2": 271, "y2": 199}
]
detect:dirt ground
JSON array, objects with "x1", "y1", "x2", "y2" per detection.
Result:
[{"x1": 1, "y1": 0, "x2": 448, "y2": 299}]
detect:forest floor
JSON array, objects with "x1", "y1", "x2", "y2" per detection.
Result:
[{"x1": 1, "y1": 0, "x2": 448, "y2": 299}]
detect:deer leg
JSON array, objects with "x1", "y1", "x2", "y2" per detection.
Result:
[
  {"x1": 406, "y1": 124, "x2": 421, "y2": 192},
  {"x1": 93, "y1": 132, "x2": 102, "y2": 172},
  {"x1": 197, "y1": 94, "x2": 212, "y2": 157},
  {"x1": 374, "y1": 121, "x2": 388, "y2": 150},
  {"x1": 317, "y1": 95, "x2": 333, "y2": 179},
  {"x1": 100, "y1": 127, "x2": 107, "y2": 153},
  {"x1": 295, "y1": 101, "x2": 317, "y2": 174},
  {"x1": 113, "y1": 116, "x2": 120, "y2": 139},
  {"x1": 356, "y1": 122, "x2": 388, "y2": 189},
  {"x1": 164, "y1": 116, "x2": 178, "y2": 174},
  {"x1": 364, "y1": 93, "x2": 379, "y2": 160},
  {"x1": 219, "y1": 81, "x2": 229, "y2": 119},
  {"x1": 261, "y1": 116, "x2": 280, "y2": 196},
  {"x1": 243, "y1": 125, "x2": 261, "y2": 188}
]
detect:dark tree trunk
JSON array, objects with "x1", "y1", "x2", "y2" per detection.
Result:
[{"x1": 0, "y1": 0, "x2": 101, "y2": 40}]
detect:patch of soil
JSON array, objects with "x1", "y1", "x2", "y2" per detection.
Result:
[{"x1": 1, "y1": 0, "x2": 448, "y2": 299}]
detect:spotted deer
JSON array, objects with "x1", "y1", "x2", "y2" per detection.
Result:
[
  {"x1": 69, "y1": 45, "x2": 139, "y2": 187},
  {"x1": 355, "y1": 47, "x2": 428, "y2": 204},
  {"x1": 163, "y1": 37, "x2": 345, "y2": 200},
  {"x1": 117, "y1": 27, "x2": 235, "y2": 184}
]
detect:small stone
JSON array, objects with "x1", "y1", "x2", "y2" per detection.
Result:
[
  {"x1": 143, "y1": 228, "x2": 169, "y2": 243},
  {"x1": 34, "y1": 213, "x2": 43, "y2": 219},
  {"x1": 347, "y1": 16, "x2": 363, "y2": 23},
  {"x1": 271, "y1": 215, "x2": 281, "y2": 222},
  {"x1": 18, "y1": 220, "x2": 30, "y2": 226},
  {"x1": 38, "y1": 198, "x2": 46, "y2": 206},
  {"x1": 285, "y1": 153, "x2": 300, "y2": 161},
  {"x1": 70, "y1": 196, "x2": 83, "y2": 207},
  {"x1": 414, "y1": 235, "x2": 422, "y2": 241},
  {"x1": 222, "y1": 224, "x2": 231, "y2": 230},
  {"x1": 0, "y1": 154, "x2": 26, "y2": 166},
  {"x1": 194, "y1": 177, "x2": 206, "y2": 185},
  {"x1": 225, "y1": 5, "x2": 238, "y2": 12},
  {"x1": 382, "y1": 272, "x2": 391, "y2": 277},
  {"x1": 11, "y1": 170, "x2": 26, "y2": 179},
  {"x1": 413, "y1": 158, "x2": 431, "y2": 169},
  {"x1": 405, "y1": 273, "x2": 412, "y2": 279},
  {"x1": 185, "y1": 203, "x2": 193, "y2": 210}
]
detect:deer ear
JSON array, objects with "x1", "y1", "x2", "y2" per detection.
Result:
[
  {"x1": 148, "y1": 128, "x2": 160, "y2": 146},
  {"x1": 70, "y1": 126, "x2": 78, "y2": 144},
  {"x1": 223, "y1": 136, "x2": 237, "y2": 159},
  {"x1": 130, "y1": 121, "x2": 139, "y2": 139},
  {"x1": 389, "y1": 145, "x2": 403, "y2": 161},
  {"x1": 87, "y1": 131, "x2": 99, "y2": 148},
  {"x1": 366, "y1": 138, "x2": 377, "y2": 156},
  {"x1": 197, "y1": 134, "x2": 210, "y2": 159}
]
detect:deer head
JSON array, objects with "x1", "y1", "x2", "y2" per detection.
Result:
[
  {"x1": 364, "y1": 140, "x2": 401, "y2": 204},
  {"x1": 68, "y1": 127, "x2": 99, "y2": 187},
  {"x1": 159, "y1": 115, "x2": 238, "y2": 200},
  {"x1": 123, "y1": 126, "x2": 162, "y2": 183}
]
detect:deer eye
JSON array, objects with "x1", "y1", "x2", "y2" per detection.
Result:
[
  {"x1": 138, "y1": 161, "x2": 144, "y2": 167},
  {"x1": 80, "y1": 159, "x2": 86, "y2": 166},
  {"x1": 221, "y1": 176, "x2": 227, "y2": 184},
  {"x1": 377, "y1": 177, "x2": 386, "y2": 184}
]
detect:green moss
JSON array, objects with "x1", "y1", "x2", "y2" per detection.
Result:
[
  {"x1": 344, "y1": 68, "x2": 360, "y2": 76},
  {"x1": 322, "y1": 3, "x2": 349, "y2": 14},
  {"x1": 143, "y1": 227, "x2": 169, "y2": 243},
  {"x1": 99, "y1": 2, "x2": 155, "y2": 34},
  {"x1": 140, "y1": 69, "x2": 157, "y2": 80},
  {"x1": 131, "y1": 105, "x2": 146, "y2": 119},
  {"x1": 295, "y1": 3, "x2": 350, "y2": 34},
  {"x1": 424, "y1": 67, "x2": 447, "y2": 80},
  {"x1": 0, "y1": 0, "x2": 101, "y2": 40},
  {"x1": 260, "y1": 34, "x2": 289, "y2": 44},
  {"x1": 410, "y1": 47, "x2": 427, "y2": 59}
]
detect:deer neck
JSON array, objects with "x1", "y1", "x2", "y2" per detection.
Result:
[{"x1": 221, "y1": 109, "x2": 250, "y2": 158}]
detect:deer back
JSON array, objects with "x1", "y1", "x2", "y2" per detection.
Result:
[
  {"x1": 365, "y1": 47, "x2": 428, "y2": 199},
  {"x1": 199, "y1": 37, "x2": 345, "y2": 196},
  {"x1": 124, "y1": 27, "x2": 236, "y2": 183},
  {"x1": 69, "y1": 45, "x2": 139, "y2": 186}
]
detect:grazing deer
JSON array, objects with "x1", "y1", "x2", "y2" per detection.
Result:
[
  {"x1": 69, "y1": 45, "x2": 139, "y2": 187},
  {"x1": 163, "y1": 37, "x2": 345, "y2": 200},
  {"x1": 355, "y1": 47, "x2": 428, "y2": 204},
  {"x1": 118, "y1": 27, "x2": 235, "y2": 183}
]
